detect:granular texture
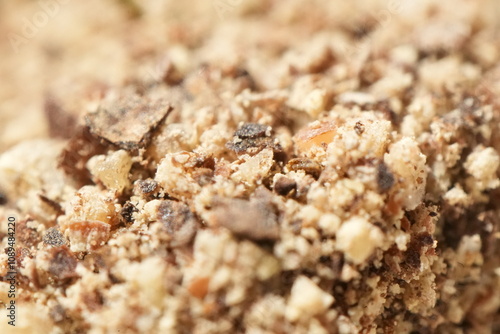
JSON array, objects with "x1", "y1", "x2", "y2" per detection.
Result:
[{"x1": 1, "y1": 1, "x2": 500, "y2": 333}]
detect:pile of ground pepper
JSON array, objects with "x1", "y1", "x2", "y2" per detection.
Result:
[{"x1": 1, "y1": 0, "x2": 500, "y2": 333}]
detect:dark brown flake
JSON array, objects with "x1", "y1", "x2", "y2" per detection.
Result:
[
  {"x1": 157, "y1": 200, "x2": 197, "y2": 246},
  {"x1": 234, "y1": 123, "x2": 270, "y2": 139},
  {"x1": 120, "y1": 202, "x2": 138, "y2": 224},
  {"x1": 287, "y1": 158, "x2": 323, "y2": 178},
  {"x1": 273, "y1": 176, "x2": 297, "y2": 196},
  {"x1": 47, "y1": 246, "x2": 78, "y2": 282},
  {"x1": 85, "y1": 95, "x2": 172, "y2": 151},
  {"x1": 208, "y1": 190, "x2": 280, "y2": 241},
  {"x1": 226, "y1": 123, "x2": 282, "y2": 155}
]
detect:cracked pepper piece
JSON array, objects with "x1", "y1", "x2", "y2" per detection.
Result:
[
  {"x1": 226, "y1": 122, "x2": 282, "y2": 155},
  {"x1": 157, "y1": 200, "x2": 198, "y2": 246},
  {"x1": 273, "y1": 176, "x2": 297, "y2": 196},
  {"x1": 286, "y1": 158, "x2": 323, "y2": 178},
  {"x1": 40, "y1": 246, "x2": 78, "y2": 283},
  {"x1": 85, "y1": 95, "x2": 172, "y2": 150},
  {"x1": 120, "y1": 202, "x2": 137, "y2": 224},
  {"x1": 136, "y1": 179, "x2": 159, "y2": 195},
  {"x1": 234, "y1": 123, "x2": 271, "y2": 139},
  {"x1": 43, "y1": 227, "x2": 67, "y2": 247},
  {"x1": 206, "y1": 190, "x2": 280, "y2": 241},
  {"x1": 15, "y1": 218, "x2": 41, "y2": 249}
]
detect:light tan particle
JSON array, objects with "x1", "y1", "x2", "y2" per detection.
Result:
[
  {"x1": 285, "y1": 275, "x2": 334, "y2": 322},
  {"x1": 65, "y1": 220, "x2": 111, "y2": 252},
  {"x1": 155, "y1": 152, "x2": 201, "y2": 199},
  {"x1": 444, "y1": 185, "x2": 470, "y2": 206},
  {"x1": 230, "y1": 148, "x2": 274, "y2": 186},
  {"x1": 87, "y1": 150, "x2": 133, "y2": 193},
  {"x1": 456, "y1": 234, "x2": 483, "y2": 267},
  {"x1": 62, "y1": 185, "x2": 118, "y2": 227},
  {"x1": 336, "y1": 216, "x2": 384, "y2": 265},
  {"x1": 318, "y1": 213, "x2": 341, "y2": 236},
  {"x1": 464, "y1": 146, "x2": 500, "y2": 191},
  {"x1": 0, "y1": 139, "x2": 69, "y2": 201},
  {"x1": 384, "y1": 137, "x2": 427, "y2": 210},
  {"x1": 117, "y1": 257, "x2": 167, "y2": 308}
]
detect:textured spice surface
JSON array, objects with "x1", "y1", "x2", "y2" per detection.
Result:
[{"x1": 1, "y1": 1, "x2": 500, "y2": 333}]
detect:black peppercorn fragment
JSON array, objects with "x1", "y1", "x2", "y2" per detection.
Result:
[
  {"x1": 138, "y1": 179, "x2": 159, "y2": 195},
  {"x1": 234, "y1": 123, "x2": 270, "y2": 139},
  {"x1": 43, "y1": 227, "x2": 67, "y2": 247},
  {"x1": 226, "y1": 123, "x2": 283, "y2": 155},
  {"x1": 274, "y1": 176, "x2": 297, "y2": 196},
  {"x1": 157, "y1": 200, "x2": 198, "y2": 246},
  {"x1": 120, "y1": 202, "x2": 138, "y2": 224}
]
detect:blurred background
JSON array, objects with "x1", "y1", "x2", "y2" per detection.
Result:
[{"x1": 1, "y1": 0, "x2": 500, "y2": 151}]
